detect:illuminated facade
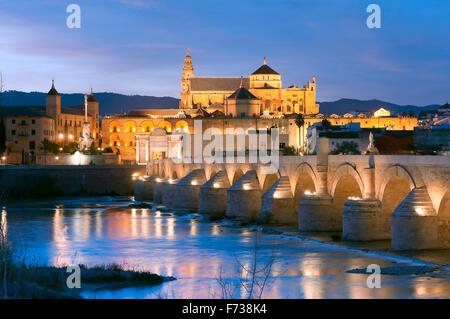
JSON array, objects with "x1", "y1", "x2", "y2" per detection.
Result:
[
  {"x1": 180, "y1": 50, "x2": 319, "y2": 115},
  {"x1": 1, "y1": 81, "x2": 100, "y2": 164}
]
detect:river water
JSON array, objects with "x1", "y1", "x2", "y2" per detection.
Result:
[{"x1": 2, "y1": 197, "x2": 449, "y2": 299}]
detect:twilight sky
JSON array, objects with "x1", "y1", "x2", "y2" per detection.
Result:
[{"x1": 0, "y1": 0, "x2": 448, "y2": 105}]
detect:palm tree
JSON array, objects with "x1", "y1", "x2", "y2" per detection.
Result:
[
  {"x1": 321, "y1": 118, "x2": 331, "y2": 131},
  {"x1": 294, "y1": 113, "x2": 305, "y2": 153}
]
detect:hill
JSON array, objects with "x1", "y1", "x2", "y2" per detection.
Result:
[
  {"x1": 0, "y1": 91, "x2": 443, "y2": 116},
  {"x1": 0, "y1": 90, "x2": 180, "y2": 116}
]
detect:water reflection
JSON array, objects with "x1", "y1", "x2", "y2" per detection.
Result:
[{"x1": 2, "y1": 198, "x2": 449, "y2": 299}]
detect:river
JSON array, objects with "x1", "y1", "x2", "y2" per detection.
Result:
[{"x1": 2, "y1": 197, "x2": 449, "y2": 298}]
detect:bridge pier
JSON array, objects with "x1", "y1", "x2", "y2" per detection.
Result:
[
  {"x1": 162, "y1": 179, "x2": 178, "y2": 208},
  {"x1": 134, "y1": 176, "x2": 156, "y2": 202},
  {"x1": 298, "y1": 194, "x2": 338, "y2": 231},
  {"x1": 153, "y1": 177, "x2": 167, "y2": 204},
  {"x1": 391, "y1": 186, "x2": 438, "y2": 250},
  {"x1": 172, "y1": 169, "x2": 207, "y2": 211},
  {"x1": 198, "y1": 170, "x2": 231, "y2": 218},
  {"x1": 225, "y1": 170, "x2": 261, "y2": 221},
  {"x1": 342, "y1": 199, "x2": 390, "y2": 241},
  {"x1": 259, "y1": 176, "x2": 296, "y2": 224}
]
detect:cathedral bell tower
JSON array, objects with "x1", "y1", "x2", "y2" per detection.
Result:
[{"x1": 180, "y1": 48, "x2": 194, "y2": 109}]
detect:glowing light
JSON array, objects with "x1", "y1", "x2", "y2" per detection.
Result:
[
  {"x1": 191, "y1": 181, "x2": 197, "y2": 185},
  {"x1": 304, "y1": 190, "x2": 312, "y2": 195},
  {"x1": 415, "y1": 208, "x2": 424, "y2": 215},
  {"x1": 243, "y1": 184, "x2": 250, "y2": 190},
  {"x1": 59, "y1": 147, "x2": 63, "y2": 151},
  {"x1": 213, "y1": 183, "x2": 220, "y2": 188},
  {"x1": 1, "y1": 156, "x2": 5, "y2": 160},
  {"x1": 55, "y1": 156, "x2": 59, "y2": 160},
  {"x1": 68, "y1": 134, "x2": 73, "y2": 139},
  {"x1": 72, "y1": 151, "x2": 81, "y2": 165},
  {"x1": 348, "y1": 196, "x2": 361, "y2": 200},
  {"x1": 156, "y1": 178, "x2": 162, "y2": 183},
  {"x1": 273, "y1": 192, "x2": 280, "y2": 198},
  {"x1": 58, "y1": 133, "x2": 64, "y2": 139}
]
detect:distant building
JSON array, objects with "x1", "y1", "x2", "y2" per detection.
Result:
[
  {"x1": 418, "y1": 102, "x2": 450, "y2": 129},
  {"x1": 0, "y1": 81, "x2": 99, "y2": 164},
  {"x1": 180, "y1": 50, "x2": 319, "y2": 115}
]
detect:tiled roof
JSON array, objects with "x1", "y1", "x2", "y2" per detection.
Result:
[
  {"x1": 228, "y1": 87, "x2": 258, "y2": 100},
  {"x1": 47, "y1": 80, "x2": 60, "y2": 96},
  {"x1": 87, "y1": 93, "x2": 97, "y2": 102},
  {"x1": 251, "y1": 64, "x2": 279, "y2": 75},
  {"x1": 190, "y1": 77, "x2": 249, "y2": 91},
  {"x1": 61, "y1": 106, "x2": 85, "y2": 116},
  {"x1": 0, "y1": 106, "x2": 51, "y2": 118}
]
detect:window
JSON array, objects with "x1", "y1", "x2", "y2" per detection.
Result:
[
  {"x1": 12, "y1": 119, "x2": 16, "y2": 124},
  {"x1": 32, "y1": 119, "x2": 35, "y2": 124},
  {"x1": 113, "y1": 141, "x2": 117, "y2": 146},
  {"x1": 31, "y1": 130, "x2": 36, "y2": 135},
  {"x1": 240, "y1": 112, "x2": 246, "y2": 118},
  {"x1": 29, "y1": 141, "x2": 35, "y2": 150},
  {"x1": 11, "y1": 130, "x2": 16, "y2": 135}
]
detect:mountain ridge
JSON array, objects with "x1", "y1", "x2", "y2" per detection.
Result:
[{"x1": 0, "y1": 91, "x2": 443, "y2": 116}]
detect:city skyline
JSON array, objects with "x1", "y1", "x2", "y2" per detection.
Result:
[{"x1": 0, "y1": 0, "x2": 449, "y2": 105}]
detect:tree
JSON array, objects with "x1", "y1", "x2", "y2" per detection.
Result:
[
  {"x1": 294, "y1": 113, "x2": 305, "y2": 152},
  {"x1": 282, "y1": 146, "x2": 298, "y2": 156},
  {"x1": 39, "y1": 138, "x2": 60, "y2": 155},
  {"x1": 330, "y1": 141, "x2": 361, "y2": 155},
  {"x1": 321, "y1": 118, "x2": 331, "y2": 131},
  {"x1": 0, "y1": 115, "x2": 6, "y2": 156}
]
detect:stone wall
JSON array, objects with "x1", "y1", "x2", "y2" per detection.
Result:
[{"x1": 0, "y1": 165, "x2": 145, "y2": 199}]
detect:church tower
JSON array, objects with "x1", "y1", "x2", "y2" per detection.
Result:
[
  {"x1": 46, "y1": 79, "x2": 61, "y2": 119},
  {"x1": 180, "y1": 48, "x2": 194, "y2": 109},
  {"x1": 87, "y1": 88, "x2": 100, "y2": 141}
]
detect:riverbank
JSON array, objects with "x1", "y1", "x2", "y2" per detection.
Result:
[
  {"x1": 0, "y1": 165, "x2": 145, "y2": 199},
  {"x1": 0, "y1": 262, "x2": 175, "y2": 298}
]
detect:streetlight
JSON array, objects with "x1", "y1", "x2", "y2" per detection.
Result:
[{"x1": 58, "y1": 133, "x2": 64, "y2": 139}]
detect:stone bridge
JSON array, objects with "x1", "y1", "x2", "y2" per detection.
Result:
[{"x1": 136, "y1": 140, "x2": 449, "y2": 251}]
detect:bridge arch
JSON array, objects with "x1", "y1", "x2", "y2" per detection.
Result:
[
  {"x1": 437, "y1": 190, "x2": 450, "y2": 248},
  {"x1": 378, "y1": 164, "x2": 416, "y2": 216},
  {"x1": 330, "y1": 162, "x2": 364, "y2": 198},
  {"x1": 378, "y1": 164, "x2": 416, "y2": 200},
  {"x1": 261, "y1": 173, "x2": 279, "y2": 193},
  {"x1": 231, "y1": 168, "x2": 244, "y2": 184},
  {"x1": 293, "y1": 162, "x2": 319, "y2": 206}
]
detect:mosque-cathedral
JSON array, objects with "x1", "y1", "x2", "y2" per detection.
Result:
[
  {"x1": 100, "y1": 50, "x2": 417, "y2": 163},
  {"x1": 180, "y1": 49, "x2": 319, "y2": 115}
]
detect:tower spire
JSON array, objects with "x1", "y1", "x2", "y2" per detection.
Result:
[{"x1": 263, "y1": 57, "x2": 267, "y2": 65}]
